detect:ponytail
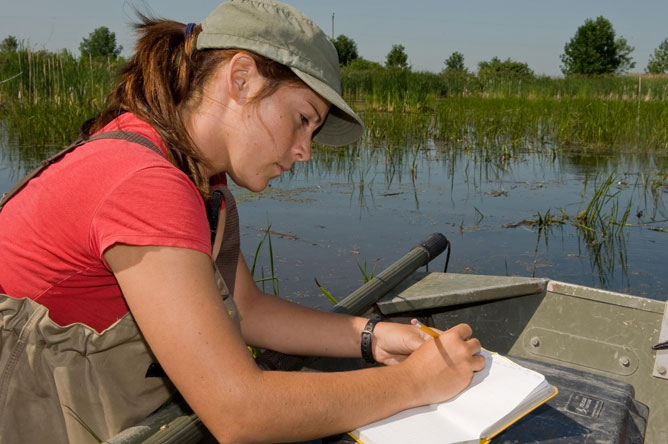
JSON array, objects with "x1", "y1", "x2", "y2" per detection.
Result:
[{"x1": 85, "y1": 15, "x2": 220, "y2": 198}]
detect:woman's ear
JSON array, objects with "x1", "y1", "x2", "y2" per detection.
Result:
[{"x1": 227, "y1": 52, "x2": 262, "y2": 105}]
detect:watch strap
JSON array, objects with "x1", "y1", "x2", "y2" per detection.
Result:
[{"x1": 361, "y1": 318, "x2": 380, "y2": 364}]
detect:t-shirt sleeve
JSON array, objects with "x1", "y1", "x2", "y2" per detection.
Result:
[{"x1": 90, "y1": 165, "x2": 212, "y2": 264}]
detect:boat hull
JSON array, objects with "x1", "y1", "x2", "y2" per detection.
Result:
[{"x1": 377, "y1": 273, "x2": 666, "y2": 443}]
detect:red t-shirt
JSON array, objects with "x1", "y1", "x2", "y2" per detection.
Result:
[{"x1": 0, "y1": 113, "x2": 217, "y2": 332}]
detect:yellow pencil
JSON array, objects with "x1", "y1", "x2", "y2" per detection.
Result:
[{"x1": 411, "y1": 319, "x2": 440, "y2": 338}]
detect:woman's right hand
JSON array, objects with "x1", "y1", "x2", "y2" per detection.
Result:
[{"x1": 403, "y1": 323, "x2": 486, "y2": 406}]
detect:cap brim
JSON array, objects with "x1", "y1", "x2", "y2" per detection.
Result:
[{"x1": 290, "y1": 68, "x2": 364, "y2": 147}]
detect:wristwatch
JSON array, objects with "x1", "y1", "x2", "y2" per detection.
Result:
[{"x1": 361, "y1": 318, "x2": 380, "y2": 364}]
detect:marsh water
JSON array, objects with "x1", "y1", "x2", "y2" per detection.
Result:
[{"x1": 1, "y1": 131, "x2": 667, "y2": 308}]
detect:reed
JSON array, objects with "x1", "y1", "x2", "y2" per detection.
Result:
[
  {"x1": 0, "y1": 48, "x2": 122, "y2": 149},
  {"x1": 341, "y1": 68, "x2": 668, "y2": 104},
  {"x1": 573, "y1": 172, "x2": 636, "y2": 246},
  {"x1": 356, "y1": 260, "x2": 378, "y2": 284},
  {"x1": 359, "y1": 96, "x2": 668, "y2": 160},
  {"x1": 2, "y1": 47, "x2": 668, "y2": 169},
  {"x1": 249, "y1": 224, "x2": 280, "y2": 296}
]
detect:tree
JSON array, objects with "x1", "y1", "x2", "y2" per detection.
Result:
[
  {"x1": 1, "y1": 35, "x2": 18, "y2": 53},
  {"x1": 646, "y1": 38, "x2": 668, "y2": 74},
  {"x1": 560, "y1": 16, "x2": 635, "y2": 75},
  {"x1": 385, "y1": 44, "x2": 408, "y2": 69},
  {"x1": 331, "y1": 34, "x2": 358, "y2": 66},
  {"x1": 79, "y1": 26, "x2": 122, "y2": 59},
  {"x1": 441, "y1": 51, "x2": 473, "y2": 95},
  {"x1": 615, "y1": 37, "x2": 635, "y2": 73},
  {"x1": 477, "y1": 57, "x2": 534, "y2": 82},
  {"x1": 444, "y1": 51, "x2": 466, "y2": 72}
]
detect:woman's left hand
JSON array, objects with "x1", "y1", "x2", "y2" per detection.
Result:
[{"x1": 371, "y1": 321, "x2": 443, "y2": 365}]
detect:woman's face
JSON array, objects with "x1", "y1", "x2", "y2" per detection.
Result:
[
  {"x1": 226, "y1": 82, "x2": 330, "y2": 192},
  {"x1": 186, "y1": 54, "x2": 331, "y2": 193}
]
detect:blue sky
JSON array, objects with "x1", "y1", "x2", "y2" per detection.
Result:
[{"x1": 2, "y1": 1, "x2": 668, "y2": 76}]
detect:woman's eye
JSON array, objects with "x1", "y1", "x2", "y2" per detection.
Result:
[{"x1": 300, "y1": 115, "x2": 309, "y2": 126}]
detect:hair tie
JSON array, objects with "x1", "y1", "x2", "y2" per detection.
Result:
[{"x1": 184, "y1": 23, "x2": 196, "y2": 39}]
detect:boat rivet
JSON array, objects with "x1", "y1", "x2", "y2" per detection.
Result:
[
  {"x1": 658, "y1": 366, "x2": 667, "y2": 375},
  {"x1": 619, "y1": 357, "x2": 630, "y2": 367},
  {"x1": 159, "y1": 424, "x2": 169, "y2": 431},
  {"x1": 530, "y1": 337, "x2": 540, "y2": 347}
]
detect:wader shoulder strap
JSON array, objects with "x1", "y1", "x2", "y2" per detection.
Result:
[
  {"x1": 212, "y1": 186, "x2": 240, "y2": 296},
  {"x1": 0, "y1": 131, "x2": 162, "y2": 212}
]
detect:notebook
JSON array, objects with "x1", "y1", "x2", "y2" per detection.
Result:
[{"x1": 350, "y1": 350, "x2": 557, "y2": 444}]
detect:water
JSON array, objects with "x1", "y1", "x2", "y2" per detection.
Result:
[
  {"x1": 235, "y1": 145, "x2": 668, "y2": 307},
  {"x1": 2, "y1": 132, "x2": 667, "y2": 308}
]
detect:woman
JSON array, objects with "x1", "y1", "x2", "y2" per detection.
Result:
[{"x1": 0, "y1": 1, "x2": 485, "y2": 443}]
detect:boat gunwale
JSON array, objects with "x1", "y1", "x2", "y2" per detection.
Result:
[{"x1": 546, "y1": 280, "x2": 665, "y2": 314}]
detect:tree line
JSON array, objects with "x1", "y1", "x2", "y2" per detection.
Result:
[
  {"x1": 332, "y1": 16, "x2": 668, "y2": 75},
  {"x1": 1, "y1": 27, "x2": 122, "y2": 60}
]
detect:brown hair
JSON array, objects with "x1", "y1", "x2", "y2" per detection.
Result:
[{"x1": 83, "y1": 15, "x2": 302, "y2": 199}]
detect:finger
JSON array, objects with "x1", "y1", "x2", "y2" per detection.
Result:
[
  {"x1": 450, "y1": 323, "x2": 473, "y2": 340},
  {"x1": 405, "y1": 326, "x2": 432, "y2": 345},
  {"x1": 466, "y1": 338, "x2": 481, "y2": 354},
  {"x1": 472, "y1": 353, "x2": 487, "y2": 372},
  {"x1": 417, "y1": 330, "x2": 437, "y2": 341}
]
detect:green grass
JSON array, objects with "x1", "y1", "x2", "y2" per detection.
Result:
[
  {"x1": 250, "y1": 224, "x2": 279, "y2": 296},
  {"x1": 356, "y1": 95, "x2": 668, "y2": 166},
  {"x1": 342, "y1": 67, "x2": 668, "y2": 104},
  {"x1": 572, "y1": 172, "x2": 635, "y2": 257},
  {"x1": 2, "y1": 47, "x2": 668, "y2": 164},
  {"x1": 0, "y1": 49, "x2": 123, "y2": 149}
]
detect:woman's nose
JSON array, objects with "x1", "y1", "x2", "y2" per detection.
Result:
[{"x1": 293, "y1": 136, "x2": 312, "y2": 162}]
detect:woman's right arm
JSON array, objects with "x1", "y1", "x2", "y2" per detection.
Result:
[{"x1": 104, "y1": 243, "x2": 484, "y2": 444}]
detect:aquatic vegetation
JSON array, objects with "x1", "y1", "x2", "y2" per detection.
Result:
[
  {"x1": 3, "y1": 50, "x2": 667, "y2": 154},
  {"x1": 342, "y1": 68, "x2": 668, "y2": 104},
  {"x1": 570, "y1": 172, "x2": 636, "y2": 286},
  {"x1": 0, "y1": 49, "x2": 122, "y2": 148},
  {"x1": 314, "y1": 277, "x2": 338, "y2": 305},
  {"x1": 357, "y1": 260, "x2": 378, "y2": 284},
  {"x1": 575, "y1": 172, "x2": 633, "y2": 237},
  {"x1": 361, "y1": 96, "x2": 668, "y2": 159},
  {"x1": 250, "y1": 224, "x2": 279, "y2": 296},
  {"x1": 504, "y1": 209, "x2": 569, "y2": 230}
]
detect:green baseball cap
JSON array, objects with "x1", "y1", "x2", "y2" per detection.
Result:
[{"x1": 197, "y1": 0, "x2": 364, "y2": 147}]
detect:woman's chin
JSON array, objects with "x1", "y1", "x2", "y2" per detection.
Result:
[
  {"x1": 242, "y1": 178, "x2": 271, "y2": 193},
  {"x1": 247, "y1": 183, "x2": 269, "y2": 192},
  {"x1": 227, "y1": 173, "x2": 271, "y2": 193}
]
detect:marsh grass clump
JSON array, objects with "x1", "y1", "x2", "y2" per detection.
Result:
[
  {"x1": 574, "y1": 172, "x2": 634, "y2": 243},
  {"x1": 342, "y1": 68, "x2": 444, "y2": 112},
  {"x1": 357, "y1": 94, "x2": 668, "y2": 165},
  {"x1": 0, "y1": 48, "x2": 122, "y2": 149},
  {"x1": 534, "y1": 209, "x2": 569, "y2": 229},
  {"x1": 503, "y1": 208, "x2": 569, "y2": 230},
  {"x1": 573, "y1": 174, "x2": 633, "y2": 288}
]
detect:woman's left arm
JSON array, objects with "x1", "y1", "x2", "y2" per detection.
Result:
[{"x1": 232, "y1": 252, "x2": 432, "y2": 364}]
